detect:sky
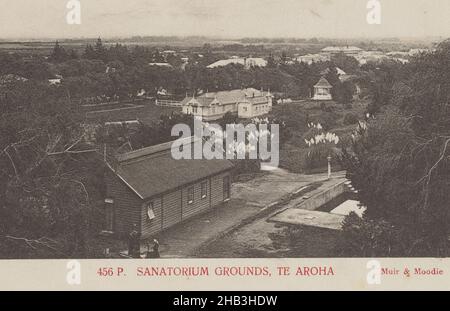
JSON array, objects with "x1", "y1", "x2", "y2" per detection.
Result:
[{"x1": 0, "y1": 0, "x2": 449, "y2": 39}]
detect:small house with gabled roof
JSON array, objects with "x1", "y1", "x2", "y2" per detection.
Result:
[
  {"x1": 104, "y1": 137, "x2": 234, "y2": 239},
  {"x1": 312, "y1": 77, "x2": 333, "y2": 101}
]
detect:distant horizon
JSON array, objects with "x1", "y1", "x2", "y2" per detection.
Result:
[
  {"x1": 0, "y1": 35, "x2": 446, "y2": 43},
  {"x1": 1, "y1": 0, "x2": 449, "y2": 40}
]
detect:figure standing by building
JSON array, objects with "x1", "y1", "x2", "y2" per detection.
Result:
[{"x1": 128, "y1": 224, "x2": 141, "y2": 258}]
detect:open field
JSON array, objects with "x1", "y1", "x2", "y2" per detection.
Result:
[{"x1": 84, "y1": 100, "x2": 181, "y2": 124}]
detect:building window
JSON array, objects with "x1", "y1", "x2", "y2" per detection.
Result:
[
  {"x1": 193, "y1": 107, "x2": 198, "y2": 113},
  {"x1": 104, "y1": 198, "x2": 114, "y2": 232},
  {"x1": 147, "y1": 202, "x2": 156, "y2": 221},
  {"x1": 243, "y1": 107, "x2": 248, "y2": 112},
  {"x1": 223, "y1": 176, "x2": 231, "y2": 200},
  {"x1": 201, "y1": 181, "x2": 208, "y2": 199},
  {"x1": 187, "y1": 187, "x2": 194, "y2": 204}
]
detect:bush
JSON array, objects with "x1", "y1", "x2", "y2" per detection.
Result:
[
  {"x1": 343, "y1": 113, "x2": 359, "y2": 125},
  {"x1": 320, "y1": 102, "x2": 334, "y2": 112},
  {"x1": 339, "y1": 213, "x2": 405, "y2": 257},
  {"x1": 302, "y1": 144, "x2": 333, "y2": 170},
  {"x1": 316, "y1": 112, "x2": 338, "y2": 130}
]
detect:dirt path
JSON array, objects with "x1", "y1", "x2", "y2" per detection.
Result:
[
  {"x1": 148, "y1": 170, "x2": 345, "y2": 258},
  {"x1": 194, "y1": 173, "x2": 347, "y2": 258}
]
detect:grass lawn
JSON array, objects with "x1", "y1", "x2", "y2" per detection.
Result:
[{"x1": 84, "y1": 100, "x2": 181, "y2": 125}]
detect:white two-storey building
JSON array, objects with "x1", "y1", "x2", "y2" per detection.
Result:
[{"x1": 180, "y1": 88, "x2": 273, "y2": 121}]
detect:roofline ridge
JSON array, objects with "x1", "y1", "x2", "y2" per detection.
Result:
[{"x1": 116, "y1": 136, "x2": 199, "y2": 163}]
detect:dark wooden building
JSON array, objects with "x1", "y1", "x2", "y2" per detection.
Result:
[{"x1": 104, "y1": 138, "x2": 234, "y2": 239}]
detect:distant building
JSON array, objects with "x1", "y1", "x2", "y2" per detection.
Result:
[
  {"x1": 180, "y1": 88, "x2": 273, "y2": 121},
  {"x1": 320, "y1": 67, "x2": 352, "y2": 82},
  {"x1": 296, "y1": 53, "x2": 329, "y2": 65},
  {"x1": 354, "y1": 50, "x2": 386, "y2": 65},
  {"x1": 320, "y1": 67, "x2": 346, "y2": 76},
  {"x1": 0, "y1": 74, "x2": 28, "y2": 85},
  {"x1": 104, "y1": 137, "x2": 234, "y2": 238},
  {"x1": 277, "y1": 98, "x2": 293, "y2": 105},
  {"x1": 408, "y1": 48, "x2": 430, "y2": 56},
  {"x1": 321, "y1": 46, "x2": 363, "y2": 57},
  {"x1": 106, "y1": 66, "x2": 117, "y2": 73},
  {"x1": 312, "y1": 77, "x2": 333, "y2": 101},
  {"x1": 157, "y1": 88, "x2": 172, "y2": 97},
  {"x1": 392, "y1": 58, "x2": 409, "y2": 64},
  {"x1": 148, "y1": 62, "x2": 173, "y2": 68},
  {"x1": 162, "y1": 50, "x2": 177, "y2": 56},
  {"x1": 48, "y1": 78, "x2": 62, "y2": 85},
  {"x1": 137, "y1": 89, "x2": 146, "y2": 97},
  {"x1": 386, "y1": 51, "x2": 409, "y2": 57},
  {"x1": 207, "y1": 57, "x2": 267, "y2": 69}
]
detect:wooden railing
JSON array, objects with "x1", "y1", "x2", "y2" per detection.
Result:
[{"x1": 155, "y1": 99, "x2": 183, "y2": 107}]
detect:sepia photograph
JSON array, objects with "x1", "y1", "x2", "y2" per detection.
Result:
[{"x1": 0, "y1": 0, "x2": 449, "y2": 264}]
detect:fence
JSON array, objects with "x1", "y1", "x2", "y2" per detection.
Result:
[{"x1": 155, "y1": 99, "x2": 183, "y2": 107}]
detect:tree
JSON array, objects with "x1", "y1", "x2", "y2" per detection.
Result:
[
  {"x1": 339, "y1": 81, "x2": 355, "y2": 106},
  {"x1": 331, "y1": 53, "x2": 359, "y2": 74},
  {"x1": 340, "y1": 42, "x2": 450, "y2": 257},
  {"x1": 69, "y1": 49, "x2": 79, "y2": 60},
  {"x1": 50, "y1": 41, "x2": 68, "y2": 63},
  {"x1": 0, "y1": 81, "x2": 104, "y2": 258},
  {"x1": 83, "y1": 44, "x2": 96, "y2": 60},
  {"x1": 94, "y1": 38, "x2": 108, "y2": 62},
  {"x1": 267, "y1": 54, "x2": 277, "y2": 68}
]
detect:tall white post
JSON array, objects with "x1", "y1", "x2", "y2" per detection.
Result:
[{"x1": 327, "y1": 155, "x2": 332, "y2": 180}]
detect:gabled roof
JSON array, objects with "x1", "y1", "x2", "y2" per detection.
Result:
[
  {"x1": 181, "y1": 88, "x2": 271, "y2": 107},
  {"x1": 320, "y1": 67, "x2": 346, "y2": 76},
  {"x1": 314, "y1": 77, "x2": 333, "y2": 88},
  {"x1": 179, "y1": 97, "x2": 215, "y2": 107},
  {"x1": 249, "y1": 96, "x2": 271, "y2": 104},
  {"x1": 112, "y1": 137, "x2": 234, "y2": 200},
  {"x1": 201, "y1": 88, "x2": 269, "y2": 104}
]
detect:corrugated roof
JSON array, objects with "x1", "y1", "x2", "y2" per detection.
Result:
[
  {"x1": 179, "y1": 97, "x2": 215, "y2": 107},
  {"x1": 112, "y1": 137, "x2": 234, "y2": 200},
  {"x1": 207, "y1": 58, "x2": 267, "y2": 69},
  {"x1": 314, "y1": 77, "x2": 333, "y2": 88},
  {"x1": 181, "y1": 88, "x2": 271, "y2": 107},
  {"x1": 201, "y1": 88, "x2": 268, "y2": 104}
]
